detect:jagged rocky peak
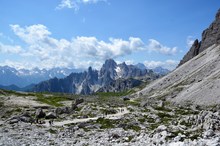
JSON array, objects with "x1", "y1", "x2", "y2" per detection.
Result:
[
  {"x1": 100, "y1": 58, "x2": 117, "y2": 79},
  {"x1": 178, "y1": 9, "x2": 220, "y2": 66},
  {"x1": 102, "y1": 59, "x2": 117, "y2": 69},
  {"x1": 135, "y1": 63, "x2": 146, "y2": 70}
]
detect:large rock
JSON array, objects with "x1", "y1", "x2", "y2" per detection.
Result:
[
  {"x1": 75, "y1": 98, "x2": 84, "y2": 105},
  {"x1": 35, "y1": 108, "x2": 46, "y2": 119},
  {"x1": 178, "y1": 9, "x2": 220, "y2": 66},
  {"x1": 55, "y1": 107, "x2": 71, "y2": 115},
  {"x1": 45, "y1": 112, "x2": 57, "y2": 119},
  {"x1": 178, "y1": 39, "x2": 201, "y2": 66}
]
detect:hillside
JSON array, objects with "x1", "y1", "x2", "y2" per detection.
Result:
[{"x1": 136, "y1": 9, "x2": 220, "y2": 106}]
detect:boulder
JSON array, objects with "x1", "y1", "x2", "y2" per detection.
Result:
[
  {"x1": 20, "y1": 116, "x2": 33, "y2": 123},
  {"x1": 156, "y1": 125, "x2": 167, "y2": 133},
  {"x1": 9, "y1": 119, "x2": 19, "y2": 124},
  {"x1": 123, "y1": 96, "x2": 130, "y2": 101},
  {"x1": 45, "y1": 112, "x2": 57, "y2": 119},
  {"x1": 71, "y1": 104, "x2": 78, "y2": 111},
  {"x1": 21, "y1": 111, "x2": 31, "y2": 118},
  {"x1": 75, "y1": 98, "x2": 84, "y2": 105},
  {"x1": 55, "y1": 107, "x2": 71, "y2": 115},
  {"x1": 203, "y1": 129, "x2": 215, "y2": 138},
  {"x1": 112, "y1": 133, "x2": 120, "y2": 139},
  {"x1": 35, "y1": 108, "x2": 46, "y2": 119},
  {"x1": 78, "y1": 122, "x2": 88, "y2": 129}
]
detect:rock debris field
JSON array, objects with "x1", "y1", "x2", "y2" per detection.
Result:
[{"x1": 0, "y1": 91, "x2": 220, "y2": 146}]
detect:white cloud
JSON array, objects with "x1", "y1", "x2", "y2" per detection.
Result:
[
  {"x1": 0, "y1": 43, "x2": 23, "y2": 54},
  {"x1": 56, "y1": 0, "x2": 79, "y2": 11},
  {"x1": 56, "y1": 0, "x2": 106, "y2": 11},
  {"x1": 148, "y1": 39, "x2": 177, "y2": 55},
  {"x1": 187, "y1": 36, "x2": 195, "y2": 48},
  {"x1": 125, "y1": 60, "x2": 134, "y2": 65},
  {"x1": 5, "y1": 24, "x2": 179, "y2": 69},
  {"x1": 10, "y1": 24, "x2": 51, "y2": 44},
  {"x1": 81, "y1": 0, "x2": 106, "y2": 4},
  {"x1": 144, "y1": 60, "x2": 179, "y2": 70},
  {"x1": 0, "y1": 32, "x2": 14, "y2": 43}
]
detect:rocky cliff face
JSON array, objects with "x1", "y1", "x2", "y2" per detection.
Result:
[
  {"x1": 178, "y1": 9, "x2": 220, "y2": 66},
  {"x1": 137, "y1": 9, "x2": 220, "y2": 105},
  {"x1": 33, "y1": 59, "x2": 159, "y2": 94}
]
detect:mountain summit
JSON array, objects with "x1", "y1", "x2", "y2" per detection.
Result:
[{"x1": 178, "y1": 9, "x2": 220, "y2": 66}]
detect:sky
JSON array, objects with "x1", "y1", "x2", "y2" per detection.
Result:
[{"x1": 0, "y1": 0, "x2": 219, "y2": 70}]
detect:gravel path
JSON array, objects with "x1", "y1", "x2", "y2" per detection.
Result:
[{"x1": 44, "y1": 107, "x2": 129, "y2": 127}]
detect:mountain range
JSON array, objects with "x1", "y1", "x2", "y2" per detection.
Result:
[
  {"x1": 0, "y1": 61, "x2": 170, "y2": 93},
  {"x1": 0, "y1": 66, "x2": 82, "y2": 87},
  {"x1": 33, "y1": 59, "x2": 163, "y2": 94}
]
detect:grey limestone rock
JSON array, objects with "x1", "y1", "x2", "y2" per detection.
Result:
[
  {"x1": 35, "y1": 108, "x2": 46, "y2": 119},
  {"x1": 178, "y1": 9, "x2": 220, "y2": 66}
]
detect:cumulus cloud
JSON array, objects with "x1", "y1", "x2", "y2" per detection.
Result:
[
  {"x1": 10, "y1": 24, "x2": 51, "y2": 44},
  {"x1": 56, "y1": 0, "x2": 106, "y2": 11},
  {"x1": 144, "y1": 60, "x2": 179, "y2": 70},
  {"x1": 0, "y1": 43, "x2": 23, "y2": 54},
  {"x1": 5, "y1": 24, "x2": 179, "y2": 69},
  {"x1": 148, "y1": 39, "x2": 177, "y2": 55},
  {"x1": 56, "y1": 0, "x2": 79, "y2": 11}
]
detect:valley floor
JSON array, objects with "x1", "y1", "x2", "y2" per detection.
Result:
[{"x1": 0, "y1": 91, "x2": 220, "y2": 146}]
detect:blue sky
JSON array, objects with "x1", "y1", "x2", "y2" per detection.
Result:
[{"x1": 0, "y1": 0, "x2": 219, "y2": 70}]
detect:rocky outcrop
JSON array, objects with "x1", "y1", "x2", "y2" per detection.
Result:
[
  {"x1": 200, "y1": 9, "x2": 220, "y2": 52},
  {"x1": 45, "y1": 112, "x2": 57, "y2": 119},
  {"x1": 178, "y1": 39, "x2": 201, "y2": 66},
  {"x1": 178, "y1": 9, "x2": 220, "y2": 66},
  {"x1": 35, "y1": 108, "x2": 46, "y2": 119},
  {"x1": 97, "y1": 78, "x2": 143, "y2": 93}
]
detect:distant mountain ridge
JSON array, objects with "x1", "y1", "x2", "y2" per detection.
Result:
[
  {"x1": 0, "y1": 66, "x2": 82, "y2": 87},
  {"x1": 33, "y1": 59, "x2": 162, "y2": 95}
]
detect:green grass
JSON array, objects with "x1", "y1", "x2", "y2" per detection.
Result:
[
  {"x1": 96, "y1": 90, "x2": 134, "y2": 97},
  {"x1": 154, "y1": 106, "x2": 172, "y2": 112},
  {"x1": 125, "y1": 100, "x2": 140, "y2": 106},
  {"x1": 1, "y1": 108, "x2": 22, "y2": 118},
  {"x1": 138, "y1": 118, "x2": 146, "y2": 123},
  {"x1": 47, "y1": 128, "x2": 57, "y2": 134},
  {"x1": 2, "y1": 90, "x2": 35, "y2": 97},
  {"x1": 93, "y1": 95, "x2": 124, "y2": 106},
  {"x1": 96, "y1": 117, "x2": 115, "y2": 129},
  {"x1": 35, "y1": 93, "x2": 70, "y2": 107},
  {"x1": 125, "y1": 125, "x2": 141, "y2": 132},
  {"x1": 101, "y1": 109, "x2": 117, "y2": 115},
  {"x1": 149, "y1": 123, "x2": 160, "y2": 131},
  {"x1": 175, "y1": 108, "x2": 199, "y2": 116},
  {"x1": 144, "y1": 115, "x2": 155, "y2": 123},
  {"x1": 180, "y1": 120, "x2": 193, "y2": 127},
  {"x1": 157, "y1": 112, "x2": 172, "y2": 118}
]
